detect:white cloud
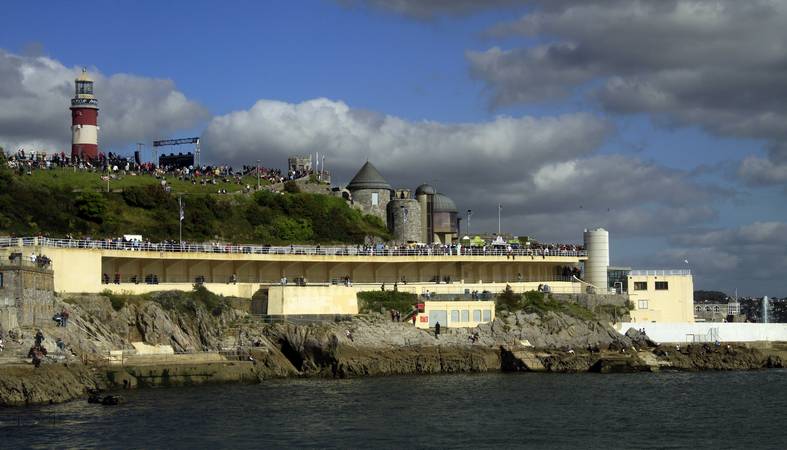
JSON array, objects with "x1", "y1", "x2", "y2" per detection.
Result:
[
  {"x1": 0, "y1": 49, "x2": 209, "y2": 154},
  {"x1": 203, "y1": 97, "x2": 720, "y2": 243}
]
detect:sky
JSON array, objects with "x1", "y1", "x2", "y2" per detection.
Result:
[{"x1": 1, "y1": 0, "x2": 786, "y2": 296}]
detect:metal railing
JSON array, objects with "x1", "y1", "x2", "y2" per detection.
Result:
[
  {"x1": 630, "y1": 269, "x2": 691, "y2": 276},
  {"x1": 0, "y1": 237, "x2": 587, "y2": 258}
]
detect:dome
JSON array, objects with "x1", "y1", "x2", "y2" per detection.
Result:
[
  {"x1": 415, "y1": 184, "x2": 436, "y2": 196},
  {"x1": 347, "y1": 161, "x2": 391, "y2": 191},
  {"x1": 77, "y1": 68, "x2": 93, "y2": 82},
  {"x1": 433, "y1": 193, "x2": 457, "y2": 212}
]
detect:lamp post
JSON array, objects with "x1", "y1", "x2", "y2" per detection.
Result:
[
  {"x1": 466, "y1": 209, "x2": 472, "y2": 236},
  {"x1": 498, "y1": 204, "x2": 502, "y2": 235},
  {"x1": 256, "y1": 159, "x2": 260, "y2": 191}
]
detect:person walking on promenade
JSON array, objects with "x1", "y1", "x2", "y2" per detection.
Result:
[{"x1": 434, "y1": 322, "x2": 441, "y2": 339}]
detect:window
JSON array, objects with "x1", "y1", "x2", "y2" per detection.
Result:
[
  {"x1": 473, "y1": 310, "x2": 482, "y2": 321},
  {"x1": 655, "y1": 281, "x2": 669, "y2": 290},
  {"x1": 705, "y1": 306, "x2": 711, "y2": 312},
  {"x1": 461, "y1": 310, "x2": 469, "y2": 322},
  {"x1": 634, "y1": 281, "x2": 647, "y2": 291},
  {"x1": 638, "y1": 299, "x2": 649, "y2": 309},
  {"x1": 450, "y1": 310, "x2": 460, "y2": 322},
  {"x1": 371, "y1": 192, "x2": 379, "y2": 206},
  {"x1": 483, "y1": 310, "x2": 491, "y2": 321},
  {"x1": 714, "y1": 306, "x2": 720, "y2": 312},
  {"x1": 728, "y1": 305, "x2": 739, "y2": 315},
  {"x1": 695, "y1": 306, "x2": 701, "y2": 312}
]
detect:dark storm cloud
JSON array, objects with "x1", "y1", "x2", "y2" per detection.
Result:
[{"x1": 463, "y1": 1, "x2": 787, "y2": 187}]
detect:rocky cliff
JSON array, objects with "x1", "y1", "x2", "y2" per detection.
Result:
[{"x1": 0, "y1": 291, "x2": 782, "y2": 407}]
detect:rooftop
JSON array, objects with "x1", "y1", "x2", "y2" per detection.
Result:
[{"x1": 347, "y1": 161, "x2": 391, "y2": 191}]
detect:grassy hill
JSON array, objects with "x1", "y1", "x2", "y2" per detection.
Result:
[{"x1": 0, "y1": 156, "x2": 389, "y2": 244}]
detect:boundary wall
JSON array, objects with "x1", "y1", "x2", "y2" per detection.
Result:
[{"x1": 617, "y1": 322, "x2": 787, "y2": 343}]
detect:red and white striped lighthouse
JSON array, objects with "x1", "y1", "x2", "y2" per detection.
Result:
[{"x1": 70, "y1": 68, "x2": 99, "y2": 160}]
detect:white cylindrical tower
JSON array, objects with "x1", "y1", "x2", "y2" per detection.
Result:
[
  {"x1": 583, "y1": 228, "x2": 609, "y2": 292},
  {"x1": 70, "y1": 68, "x2": 99, "y2": 160}
]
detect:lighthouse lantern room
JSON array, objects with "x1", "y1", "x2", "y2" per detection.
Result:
[{"x1": 70, "y1": 68, "x2": 99, "y2": 160}]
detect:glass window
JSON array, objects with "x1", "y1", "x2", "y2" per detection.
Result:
[
  {"x1": 482, "y1": 310, "x2": 491, "y2": 321},
  {"x1": 473, "y1": 310, "x2": 481, "y2": 321},
  {"x1": 461, "y1": 310, "x2": 469, "y2": 322},
  {"x1": 634, "y1": 282, "x2": 647, "y2": 291},
  {"x1": 714, "y1": 306, "x2": 720, "y2": 312},
  {"x1": 371, "y1": 192, "x2": 379, "y2": 206},
  {"x1": 695, "y1": 306, "x2": 701, "y2": 312},
  {"x1": 655, "y1": 281, "x2": 668, "y2": 290},
  {"x1": 638, "y1": 299, "x2": 649, "y2": 309},
  {"x1": 450, "y1": 310, "x2": 460, "y2": 322}
]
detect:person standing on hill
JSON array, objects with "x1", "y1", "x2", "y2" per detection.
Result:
[{"x1": 434, "y1": 322, "x2": 441, "y2": 339}]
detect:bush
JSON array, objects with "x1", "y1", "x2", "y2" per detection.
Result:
[
  {"x1": 283, "y1": 181, "x2": 301, "y2": 193},
  {"x1": 357, "y1": 290, "x2": 418, "y2": 314},
  {"x1": 495, "y1": 288, "x2": 596, "y2": 321}
]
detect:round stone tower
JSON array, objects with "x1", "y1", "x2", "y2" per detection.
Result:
[
  {"x1": 347, "y1": 161, "x2": 392, "y2": 223},
  {"x1": 70, "y1": 68, "x2": 99, "y2": 160},
  {"x1": 415, "y1": 184, "x2": 435, "y2": 243},
  {"x1": 387, "y1": 198, "x2": 422, "y2": 244}
]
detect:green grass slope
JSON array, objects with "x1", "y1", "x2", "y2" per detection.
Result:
[{"x1": 0, "y1": 156, "x2": 389, "y2": 244}]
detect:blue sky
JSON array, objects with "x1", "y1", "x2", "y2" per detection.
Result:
[{"x1": 2, "y1": 0, "x2": 787, "y2": 295}]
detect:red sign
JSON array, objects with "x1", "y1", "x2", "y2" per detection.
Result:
[{"x1": 420, "y1": 316, "x2": 428, "y2": 323}]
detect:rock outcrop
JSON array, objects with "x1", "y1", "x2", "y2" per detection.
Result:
[{"x1": 1, "y1": 291, "x2": 784, "y2": 408}]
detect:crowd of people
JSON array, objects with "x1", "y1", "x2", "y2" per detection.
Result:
[
  {"x1": 3, "y1": 149, "x2": 316, "y2": 191},
  {"x1": 2, "y1": 236, "x2": 587, "y2": 259}
]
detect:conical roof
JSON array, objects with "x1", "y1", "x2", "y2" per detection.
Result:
[{"x1": 347, "y1": 161, "x2": 391, "y2": 191}]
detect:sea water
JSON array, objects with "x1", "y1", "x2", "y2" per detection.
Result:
[{"x1": 2, "y1": 371, "x2": 786, "y2": 449}]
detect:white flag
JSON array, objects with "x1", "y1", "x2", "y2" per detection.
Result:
[
  {"x1": 684, "y1": 259, "x2": 689, "y2": 264},
  {"x1": 179, "y1": 198, "x2": 185, "y2": 222}
]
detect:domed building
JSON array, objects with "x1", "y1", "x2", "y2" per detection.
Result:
[
  {"x1": 432, "y1": 193, "x2": 459, "y2": 244},
  {"x1": 345, "y1": 163, "x2": 459, "y2": 244}
]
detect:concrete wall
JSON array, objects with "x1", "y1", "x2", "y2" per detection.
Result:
[
  {"x1": 0, "y1": 265, "x2": 56, "y2": 330},
  {"x1": 9, "y1": 245, "x2": 585, "y2": 295},
  {"x1": 627, "y1": 274, "x2": 694, "y2": 323},
  {"x1": 415, "y1": 300, "x2": 495, "y2": 329},
  {"x1": 265, "y1": 285, "x2": 358, "y2": 315},
  {"x1": 616, "y1": 322, "x2": 787, "y2": 343}
]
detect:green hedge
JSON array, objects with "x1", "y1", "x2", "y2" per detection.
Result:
[{"x1": 357, "y1": 290, "x2": 418, "y2": 314}]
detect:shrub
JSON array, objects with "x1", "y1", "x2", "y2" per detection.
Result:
[
  {"x1": 283, "y1": 181, "x2": 301, "y2": 193},
  {"x1": 357, "y1": 290, "x2": 418, "y2": 314}
]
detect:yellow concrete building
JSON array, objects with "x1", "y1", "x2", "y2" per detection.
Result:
[
  {"x1": 626, "y1": 270, "x2": 694, "y2": 323},
  {"x1": 0, "y1": 237, "x2": 587, "y2": 317},
  {"x1": 414, "y1": 300, "x2": 495, "y2": 329}
]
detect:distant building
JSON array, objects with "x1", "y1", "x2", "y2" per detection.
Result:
[
  {"x1": 345, "y1": 162, "x2": 459, "y2": 244},
  {"x1": 288, "y1": 155, "x2": 312, "y2": 173},
  {"x1": 694, "y1": 300, "x2": 744, "y2": 322}
]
